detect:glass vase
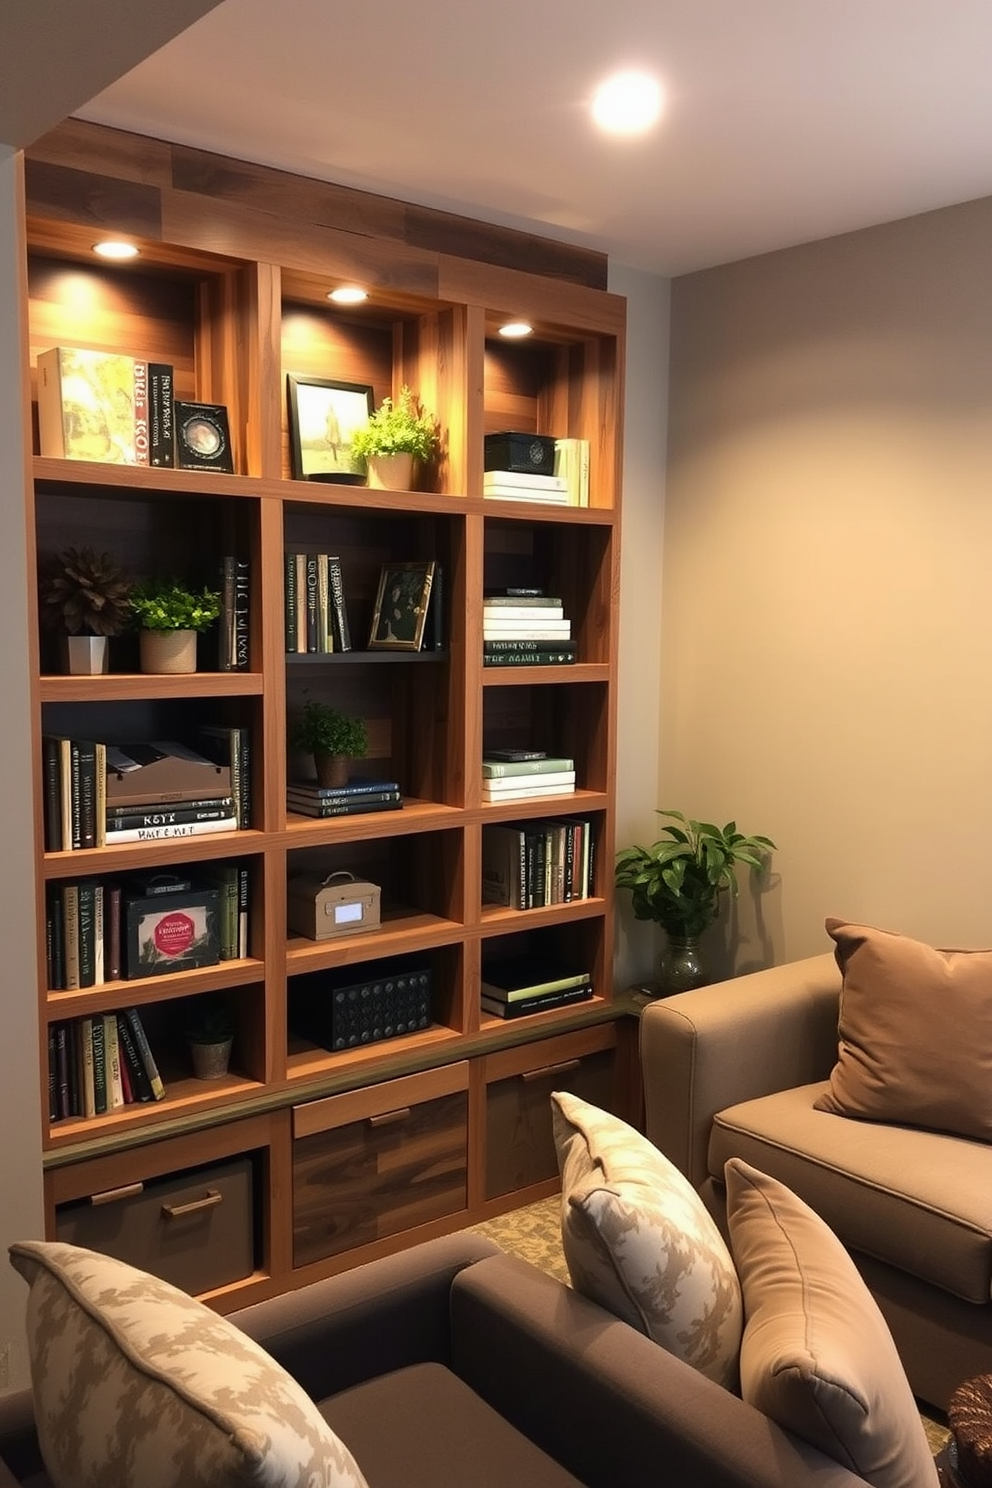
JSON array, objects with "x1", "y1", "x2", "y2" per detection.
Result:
[{"x1": 658, "y1": 933, "x2": 708, "y2": 996}]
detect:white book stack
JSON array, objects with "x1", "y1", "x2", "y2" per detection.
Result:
[
  {"x1": 483, "y1": 469, "x2": 569, "y2": 503},
  {"x1": 481, "y1": 769, "x2": 577, "y2": 802},
  {"x1": 483, "y1": 597, "x2": 571, "y2": 642}
]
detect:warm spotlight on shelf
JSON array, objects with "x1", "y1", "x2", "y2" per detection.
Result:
[
  {"x1": 498, "y1": 321, "x2": 533, "y2": 339},
  {"x1": 92, "y1": 240, "x2": 139, "y2": 260},
  {"x1": 328, "y1": 286, "x2": 368, "y2": 305}
]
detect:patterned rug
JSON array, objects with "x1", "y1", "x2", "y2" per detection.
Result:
[{"x1": 465, "y1": 1194, "x2": 951, "y2": 1457}]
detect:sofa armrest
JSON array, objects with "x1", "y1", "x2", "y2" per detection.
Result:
[
  {"x1": 451, "y1": 1253, "x2": 869, "y2": 1488},
  {"x1": 230, "y1": 1233, "x2": 500, "y2": 1402},
  {"x1": 640, "y1": 952, "x2": 841, "y2": 1187}
]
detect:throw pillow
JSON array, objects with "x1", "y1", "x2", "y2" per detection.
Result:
[
  {"x1": 9, "y1": 1239, "x2": 369, "y2": 1488},
  {"x1": 814, "y1": 917, "x2": 992, "y2": 1139},
  {"x1": 551, "y1": 1090, "x2": 742, "y2": 1388},
  {"x1": 725, "y1": 1158, "x2": 939, "y2": 1488}
]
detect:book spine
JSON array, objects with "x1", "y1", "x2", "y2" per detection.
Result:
[
  {"x1": 482, "y1": 984, "x2": 593, "y2": 1018},
  {"x1": 75, "y1": 739, "x2": 98, "y2": 850},
  {"x1": 305, "y1": 554, "x2": 319, "y2": 652},
  {"x1": 295, "y1": 553, "x2": 307, "y2": 652},
  {"x1": 237, "y1": 863, "x2": 250, "y2": 959},
  {"x1": 132, "y1": 358, "x2": 149, "y2": 465},
  {"x1": 90, "y1": 1014, "x2": 108, "y2": 1114},
  {"x1": 286, "y1": 789, "x2": 401, "y2": 811},
  {"x1": 482, "y1": 605, "x2": 565, "y2": 620},
  {"x1": 482, "y1": 757, "x2": 575, "y2": 777},
  {"x1": 148, "y1": 363, "x2": 175, "y2": 467},
  {"x1": 104, "y1": 1013, "x2": 125, "y2": 1108},
  {"x1": 104, "y1": 817, "x2": 238, "y2": 844},
  {"x1": 42, "y1": 736, "x2": 64, "y2": 851},
  {"x1": 203, "y1": 867, "x2": 238, "y2": 959},
  {"x1": 483, "y1": 771, "x2": 575, "y2": 791},
  {"x1": 122, "y1": 1008, "x2": 165, "y2": 1100},
  {"x1": 93, "y1": 882, "x2": 104, "y2": 985},
  {"x1": 237, "y1": 728, "x2": 251, "y2": 829},
  {"x1": 483, "y1": 651, "x2": 578, "y2": 666},
  {"x1": 46, "y1": 890, "x2": 65, "y2": 990},
  {"x1": 483, "y1": 968, "x2": 592, "y2": 999},
  {"x1": 106, "y1": 803, "x2": 235, "y2": 830},
  {"x1": 287, "y1": 779, "x2": 401, "y2": 799},
  {"x1": 105, "y1": 794, "x2": 234, "y2": 822},
  {"x1": 116, "y1": 1013, "x2": 153, "y2": 1102},
  {"x1": 284, "y1": 552, "x2": 298, "y2": 653},
  {"x1": 218, "y1": 555, "x2": 236, "y2": 670},
  {"x1": 483, "y1": 638, "x2": 577, "y2": 652},
  {"x1": 61, "y1": 884, "x2": 80, "y2": 990},
  {"x1": 286, "y1": 796, "x2": 400, "y2": 818},
  {"x1": 234, "y1": 559, "x2": 250, "y2": 669},
  {"x1": 54, "y1": 1022, "x2": 71, "y2": 1121},
  {"x1": 424, "y1": 562, "x2": 444, "y2": 650},
  {"x1": 106, "y1": 884, "x2": 122, "y2": 981},
  {"x1": 316, "y1": 552, "x2": 331, "y2": 652},
  {"x1": 327, "y1": 557, "x2": 352, "y2": 650},
  {"x1": 77, "y1": 881, "x2": 97, "y2": 987},
  {"x1": 47, "y1": 1026, "x2": 57, "y2": 1122}
]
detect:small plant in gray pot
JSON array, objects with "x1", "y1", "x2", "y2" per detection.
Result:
[
  {"x1": 38, "y1": 546, "x2": 133, "y2": 674},
  {"x1": 289, "y1": 697, "x2": 368, "y2": 788},
  {"x1": 184, "y1": 994, "x2": 235, "y2": 1080}
]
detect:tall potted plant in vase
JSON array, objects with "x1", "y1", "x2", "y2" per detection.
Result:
[
  {"x1": 615, "y1": 809, "x2": 776, "y2": 995},
  {"x1": 350, "y1": 385, "x2": 440, "y2": 491},
  {"x1": 130, "y1": 577, "x2": 222, "y2": 674},
  {"x1": 38, "y1": 546, "x2": 133, "y2": 674},
  {"x1": 289, "y1": 698, "x2": 368, "y2": 788}
]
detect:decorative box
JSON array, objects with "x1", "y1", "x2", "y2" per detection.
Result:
[
  {"x1": 286, "y1": 871, "x2": 381, "y2": 941},
  {"x1": 291, "y1": 959, "x2": 432, "y2": 1051},
  {"x1": 124, "y1": 884, "x2": 220, "y2": 978},
  {"x1": 484, "y1": 431, "x2": 557, "y2": 476}
]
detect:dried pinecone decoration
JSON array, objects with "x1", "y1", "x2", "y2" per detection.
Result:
[{"x1": 38, "y1": 546, "x2": 133, "y2": 636}]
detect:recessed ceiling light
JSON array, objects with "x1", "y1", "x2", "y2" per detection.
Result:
[
  {"x1": 328, "y1": 285, "x2": 368, "y2": 304},
  {"x1": 92, "y1": 240, "x2": 139, "y2": 260},
  {"x1": 498, "y1": 321, "x2": 533, "y2": 339},
  {"x1": 591, "y1": 71, "x2": 663, "y2": 136}
]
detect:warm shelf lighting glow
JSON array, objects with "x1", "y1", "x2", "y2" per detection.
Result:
[
  {"x1": 498, "y1": 321, "x2": 533, "y2": 339},
  {"x1": 591, "y1": 71, "x2": 663, "y2": 135},
  {"x1": 92, "y1": 240, "x2": 139, "y2": 260},
  {"x1": 328, "y1": 286, "x2": 368, "y2": 304}
]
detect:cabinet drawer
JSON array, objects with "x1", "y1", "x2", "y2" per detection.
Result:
[
  {"x1": 55, "y1": 1156, "x2": 255, "y2": 1295},
  {"x1": 292, "y1": 1064, "x2": 469, "y2": 1267},
  {"x1": 484, "y1": 1029, "x2": 618, "y2": 1200}
]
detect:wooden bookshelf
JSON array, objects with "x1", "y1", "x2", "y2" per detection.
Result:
[{"x1": 23, "y1": 118, "x2": 631, "y2": 1309}]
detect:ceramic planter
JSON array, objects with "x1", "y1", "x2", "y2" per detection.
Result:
[
  {"x1": 366, "y1": 452, "x2": 415, "y2": 491},
  {"x1": 140, "y1": 628, "x2": 198, "y2": 674},
  {"x1": 315, "y1": 752, "x2": 350, "y2": 788},
  {"x1": 63, "y1": 635, "x2": 109, "y2": 675},
  {"x1": 189, "y1": 1038, "x2": 233, "y2": 1080}
]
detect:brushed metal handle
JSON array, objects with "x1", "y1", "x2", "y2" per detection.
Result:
[
  {"x1": 522, "y1": 1059, "x2": 581, "y2": 1083},
  {"x1": 161, "y1": 1189, "x2": 223, "y2": 1219},
  {"x1": 368, "y1": 1107, "x2": 411, "y2": 1128},
  {"x1": 88, "y1": 1182, "x2": 145, "y2": 1206}
]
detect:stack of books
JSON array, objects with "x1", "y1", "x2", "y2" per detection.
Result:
[
  {"x1": 106, "y1": 741, "x2": 238, "y2": 844},
  {"x1": 482, "y1": 591, "x2": 576, "y2": 668},
  {"x1": 482, "y1": 815, "x2": 595, "y2": 909},
  {"x1": 482, "y1": 469, "x2": 569, "y2": 503},
  {"x1": 480, "y1": 957, "x2": 594, "y2": 1019},
  {"x1": 48, "y1": 1006, "x2": 165, "y2": 1122},
  {"x1": 286, "y1": 778, "x2": 403, "y2": 818},
  {"x1": 284, "y1": 551, "x2": 352, "y2": 654},
  {"x1": 482, "y1": 751, "x2": 576, "y2": 803}
]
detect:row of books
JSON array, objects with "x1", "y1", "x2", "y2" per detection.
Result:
[
  {"x1": 45, "y1": 862, "x2": 249, "y2": 990},
  {"x1": 284, "y1": 551, "x2": 352, "y2": 653},
  {"x1": 37, "y1": 347, "x2": 234, "y2": 472},
  {"x1": 480, "y1": 956, "x2": 594, "y2": 1019},
  {"x1": 482, "y1": 816, "x2": 596, "y2": 910},
  {"x1": 42, "y1": 733, "x2": 250, "y2": 852},
  {"x1": 48, "y1": 1007, "x2": 165, "y2": 1123},
  {"x1": 286, "y1": 778, "x2": 404, "y2": 818}
]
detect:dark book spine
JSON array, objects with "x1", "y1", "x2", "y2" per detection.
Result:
[
  {"x1": 286, "y1": 788, "x2": 401, "y2": 812},
  {"x1": 48, "y1": 1026, "x2": 57, "y2": 1122},
  {"x1": 483, "y1": 637, "x2": 577, "y2": 653},
  {"x1": 483, "y1": 650, "x2": 578, "y2": 666},
  {"x1": 106, "y1": 803, "x2": 235, "y2": 830},
  {"x1": 327, "y1": 556, "x2": 352, "y2": 651},
  {"x1": 483, "y1": 984, "x2": 593, "y2": 1018},
  {"x1": 287, "y1": 797, "x2": 399, "y2": 818},
  {"x1": 148, "y1": 363, "x2": 175, "y2": 467},
  {"x1": 284, "y1": 551, "x2": 298, "y2": 652},
  {"x1": 133, "y1": 358, "x2": 149, "y2": 465},
  {"x1": 305, "y1": 554, "x2": 319, "y2": 652},
  {"x1": 90, "y1": 1014, "x2": 108, "y2": 1114},
  {"x1": 122, "y1": 1008, "x2": 165, "y2": 1100},
  {"x1": 116, "y1": 1013, "x2": 153, "y2": 1102},
  {"x1": 425, "y1": 562, "x2": 443, "y2": 650},
  {"x1": 46, "y1": 889, "x2": 65, "y2": 989},
  {"x1": 55, "y1": 1023, "x2": 71, "y2": 1121},
  {"x1": 106, "y1": 884, "x2": 122, "y2": 981},
  {"x1": 237, "y1": 728, "x2": 250, "y2": 829},
  {"x1": 234, "y1": 559, "x2": 250, "y2": 669},
  {"x1": 562, "y1": 820, "x2": 576, "y2": 901},
  {"x1": 218, "y1": 555, "x2": 236, "y2": 670},
  {"x1": 42, "y1": 736, "x2": 64, "y2": 851}
]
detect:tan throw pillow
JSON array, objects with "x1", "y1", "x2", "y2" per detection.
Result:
[
  {"x1": 725, "y1": 1159, "x2": 939, "y2": 1488},
  {"x1": 551, "y1": 1090, "x2": 742, "y2": 1388},
  {"x1": 814, "y1": 917, "x2": 992, "y2": 1139},
  {"x1": 9, "y1": 1240, "x2": 368, "y2": 1488}
]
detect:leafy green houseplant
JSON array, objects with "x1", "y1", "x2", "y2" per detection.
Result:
[
  {"x1": 289, "y1": 698, "x2": 368, "y2": 787},
  {"x1": 351, "y1": 385, "x2": 440, "y2": 489},
  {"x1": 130, "y1": 577, "x2": 222, "y2": 675}
]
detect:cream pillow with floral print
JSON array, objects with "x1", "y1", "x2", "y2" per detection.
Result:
[
  {"x1": 551, "y1": 1091, "x2": 742, "y2": 1388},
  {"x1": 10, "y1": 1240, "x2": 368, "y2": 1488}
]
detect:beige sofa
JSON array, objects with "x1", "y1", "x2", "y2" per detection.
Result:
[
  {"x1": 640, "y1": 951, "x2": 992, "y2": 1410},
  {"x1": 0, "y1": 1232, "x2": 879, "y2": 1488}
]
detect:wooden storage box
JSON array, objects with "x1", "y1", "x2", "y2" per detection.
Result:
[
  {"x1": 292, "y1": 1065, "x2": 469, "y2": 1267},
  {"x1": 55, "y1": 1156, "x2": 254, "y2": 1294},
  {"x1": 286, "y1": 872, "x2": 381, "y2": 941}
]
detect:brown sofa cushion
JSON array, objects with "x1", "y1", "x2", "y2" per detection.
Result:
[
  {"x1": 320, "y1": 1362, "x2": 586, "y2": 1488},
  {"x1": 725, "y1": 1159, "x2": 940, "y2": 1488},
  {"x1": 814, "y1": 918, "x2": 992, "y2": 1140}
]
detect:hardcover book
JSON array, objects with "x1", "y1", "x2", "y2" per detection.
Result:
[
  {"x1": 481, "y1": 958, "x2": 592, "y2": 999},
  {"x1": 148, "y1": 362, "x2": 175, "y2": 466},
  {"x1": 37, "y1": 347, "x2": 138, "y2": 464},
  {"x1": 481, "y1": 984, "x2": 593, "y2": 1018}
]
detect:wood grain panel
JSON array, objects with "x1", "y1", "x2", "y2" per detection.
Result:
[{"x1": 24, "y1": 160, "x2": 163, "y2": 239}]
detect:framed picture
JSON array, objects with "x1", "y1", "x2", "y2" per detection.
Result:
[
  {"x1": 369, "y1": 561, "x2": 436, "y2": 651},
  {"x1": 287, "y1": 374, "x2": 374, "y2": 482}
]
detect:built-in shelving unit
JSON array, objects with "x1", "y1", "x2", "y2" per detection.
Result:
[{"x1": 22, "y1": 119, "x2": 632, "y2": 1309}]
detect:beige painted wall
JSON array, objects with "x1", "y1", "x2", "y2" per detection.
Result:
[{"x1": 664, "y1": 194, "x2": 992, "y2": 972}]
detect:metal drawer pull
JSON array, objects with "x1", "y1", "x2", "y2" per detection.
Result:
[
  {"x1": 522, "y1": 1059, "x2": 581, "y2": 1083},
  {"x1": 368, "y1": 1107, "x2": 411, "y2": 1128},
  {"x1": 161, "y1": 1189, "x2": 223, "y2": 1219},
  {"x1": 89, "y1": 1182, "x2": 145, "y2": 1206}
]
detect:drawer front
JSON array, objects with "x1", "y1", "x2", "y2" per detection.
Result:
[
  {"x1": 292, "y1": 1077, "x2": 469, "y2": 1267},
  {"x1": 55, "y1": 1156, "x2": 255, "y2": 1295},
  {"x1": 485, "y1": 1042, "x2": 617, "y2": 1200}
]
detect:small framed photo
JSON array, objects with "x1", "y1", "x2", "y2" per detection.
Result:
[
  {"x1": 287, "y1": 374, "x2": 373, "y2": 483},
  {"x1": 369, "y1": 561, "x2": 436, "y2": 651}
]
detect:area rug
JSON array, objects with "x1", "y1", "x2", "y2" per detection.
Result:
[{"x1": 465, "y1": 1194, "x2": 951, "y2": 1457}]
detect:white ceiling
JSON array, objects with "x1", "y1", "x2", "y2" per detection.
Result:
[{"x1": 69, "y1": 0, "x2": 992, "y2": 277}]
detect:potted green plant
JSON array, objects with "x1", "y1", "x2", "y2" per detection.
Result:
[
  {"x1": 130, "y1": 577, "x2": 222, "y2": 675},
  {"x1": 184, "y1": 994, "x2": 235, "y2": 1080},
  {"x1": 289, "y1": 697, "x2": 368, "y2": 788},
  {"x1": 38, "y1": 546, "x2": 133, "y2": 674},
  {"x1": 350, "y1": 385, "x2": 440, "y2": 490},
  {"x1": 615, "y1": 810, "x2": 776, "y2": 994}
]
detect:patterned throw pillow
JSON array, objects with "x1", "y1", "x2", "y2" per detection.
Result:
[
  {"x1": 551, "y1": 1090, "x2": 742, "y2": 1388},
  {"x1": 9, "y1": 1240, "x2": 369, "y2": 1488},
  {"x1": 725, "y1": 1159, "x2": 940, "y2": 1488}
]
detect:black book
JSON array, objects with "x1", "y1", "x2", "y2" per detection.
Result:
[
  {"x1": 327, "y1": 556, "x2": 352, "y2": 651},
  {"x1": 481, "y1": 984, "x2": 594, "y2": 1018},
  {"x1": 284, "y1": 551, "x2": 299, "y2": 653},
  {"x1": 106, "y1": 801, "x2": 235, "y2": 831},
  {"x1": 148, "y1": 362, "x2": 175, "y2": 467},
  {"x1": 286, "y1": 796, "x2": 401, "y2": 819},
  {"x1": 217, "y1": 556, "x2": 236, "y2": 670},
  {"x1": 41, "y1": 735, "x2": 65, "y2": 851},
  {"x1": 305, "y1": 554, "x2": 319, "y2": 652},
  {"x1": 115, "y1": 1013, "x2": 153, "y2": 1102},
  {"x1": 233, "y1": 558, "x2": 250, "y2": 669},
  {"x1": 90, "y1": 1014, "x2": 108, "y2": 1114},
  {"x1": 483, "y1": 638, "x2": 577, "y2": 654},
  {"x1": 483, "y1": 650, "x2": 578, "y2": 666},
  {"x1": 54, "y1": 1023, "x2": 72, "y2": 1121},
  {"x1": 47, "y1": 1025, "x2": 57, "y2": 1122},
  {"x1": 197, "y1": 725, "x2": 250, "y2": 829}
]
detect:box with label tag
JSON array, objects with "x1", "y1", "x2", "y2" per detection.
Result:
[{"x1": 286, "y1": 871, "x2": 381, "y2": 940}]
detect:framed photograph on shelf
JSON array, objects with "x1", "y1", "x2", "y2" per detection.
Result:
[
  {"x1": 287, "y1": 374, "x2": 373, "y2": 482},
  {"x1": 369, "y1": 560, "x2": 436, "y2": 651}
]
